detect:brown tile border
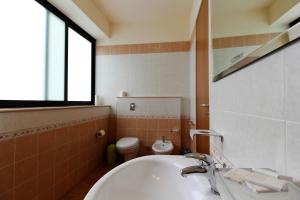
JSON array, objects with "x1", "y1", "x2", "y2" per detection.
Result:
[
  {"x1": 96, "y1": 41, "x2": 191, "y2": 55},
  {"x1": 213, "y1": 33, "x2": 280, "y2": 49}
]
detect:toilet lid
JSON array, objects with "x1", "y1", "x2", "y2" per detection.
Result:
[{"x1": 116, "y1": 137, "x2": 139, "y2": 149}]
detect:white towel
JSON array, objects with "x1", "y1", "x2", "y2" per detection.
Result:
[
  {"x1": 244, "y1": 172, "x2": 288, "y2": 192},
  {"x1": 223, "y1": 168, "x2": 288, "y2": 192},
  {"x1": 252, "y1": 168, "x2": 293, "y2": 182},
  {"x1": 245, "y1": 181, "x2": 273, "y2": 193},
  {"x1": 223, "y1": 168, "x2": 252, "y2": 183}
]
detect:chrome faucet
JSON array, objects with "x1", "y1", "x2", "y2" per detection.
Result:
[
  {"x1": 181, "y1": 153, "x2": 220, "y2": 195},
  {"x1": 162, "y1": 136, "x2": 166, "y2": 143}
]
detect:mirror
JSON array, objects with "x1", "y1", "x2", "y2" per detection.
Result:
[{"x1": 212, "y1": 0, "x2": 300, "y2": 81}]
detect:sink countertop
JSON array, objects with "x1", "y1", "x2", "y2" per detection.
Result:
[{"x1": 216, "y1": 169, "x2": 300, "y2": 200}]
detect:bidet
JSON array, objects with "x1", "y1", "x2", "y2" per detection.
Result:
[{"x1": 152, "y1": 139, "x2": 174, "y2": 155}]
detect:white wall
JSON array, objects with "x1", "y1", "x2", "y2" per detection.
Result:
[
  {"x1": 96, "y1": 52, "x2": 190, "y2": 117},
  {"x1": 210, "y1": 39, "x2": 300, "y2": 184}
]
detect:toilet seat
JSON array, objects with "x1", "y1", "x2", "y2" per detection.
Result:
[{"x1": 116, "y1": 137, "x2": 139, "y2": 150}]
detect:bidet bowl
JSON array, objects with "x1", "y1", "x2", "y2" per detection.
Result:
[{"x1": 152, "y1": 139, "x2": 174, "y2": 155}]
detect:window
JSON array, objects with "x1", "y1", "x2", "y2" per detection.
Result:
[
  {"x1": 0, "y1": 0, "x2": 95, "y2": 108},
  {"x1": 68, "y1": 28, "x2": 92, "y2": 101}
]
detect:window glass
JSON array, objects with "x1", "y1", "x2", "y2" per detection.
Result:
[
  {"x1": 68, "y1": 28, "x2": 92, "y2": 101},
  {"x1": 46, "y1": 13, "x2": 65, "y2": 101},
  {"x1": 0, "y1": 0, "x2": 47, "y2": 100}
]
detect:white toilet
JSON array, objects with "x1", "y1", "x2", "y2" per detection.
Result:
[{"x1": 116, "y1": 137, "x2": 140, "y2": 161}]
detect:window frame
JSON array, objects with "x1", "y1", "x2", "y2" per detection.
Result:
[{"x1": 0, "y1": 0, "x2": 96, "y2": 108}]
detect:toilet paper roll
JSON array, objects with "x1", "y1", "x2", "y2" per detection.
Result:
[
  {"x1": 95, "y1": 95, "x2": 102, "y2": 106},
  {"x1": 96, "y1": 130, "x2": 106, "y2": 138},
  {"x1": 119, "y1": 90, "x2": 128, "y2": 97}
]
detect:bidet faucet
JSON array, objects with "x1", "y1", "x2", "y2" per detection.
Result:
[
  {"x1": 181, "y1": 153, "x2": 220, "y2": 195},
  {"x1": 162, "y1": 136, "x2": 166, "y2": 143}
]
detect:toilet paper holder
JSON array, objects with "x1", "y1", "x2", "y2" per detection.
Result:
[{"x1": 96, "y1": 130, "x2": 106, "y2": 139}]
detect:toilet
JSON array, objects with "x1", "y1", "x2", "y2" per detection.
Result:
[{"x1": 116, "y1": 137, "x2": 140, "y2": 161}]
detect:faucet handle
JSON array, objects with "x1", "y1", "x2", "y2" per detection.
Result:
[
  {"x1": 184, "y1": 153, "x2": 210, "y2": 165},
  {"x1": 185, "y1": 152, "x2": 206, "y2": 160}
]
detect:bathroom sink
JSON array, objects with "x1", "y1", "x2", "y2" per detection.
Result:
[{"x1": 85, "y1": 155, "x2": 220, "y2": 200}]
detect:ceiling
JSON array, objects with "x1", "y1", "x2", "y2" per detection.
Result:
[
  {"x1": 93, "y1": 0, "x2": 194, "y2": 24},
  {"x1": 212, "y1": 0, "x2": 300, "y2": 26},
  {"x1": 212, "y1": 0, "x2": 274, "y2": 13},
  {"x1": 212, "y1": 0, "x2": 300, "y2": 38},
  {"x1": 48, "y1": 0, "x2": 201, "y2": 45}
]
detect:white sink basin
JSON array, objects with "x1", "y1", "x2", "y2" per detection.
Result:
[
  {"x1": 152, "y1": 139, "x2": 174, "y2": 154},
  {"x1": 85, "y1": 155, "x2": 220, "y2": 200}
]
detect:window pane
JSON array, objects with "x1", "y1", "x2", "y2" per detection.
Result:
[
  {"x1": 46, "y1": 13, "x2": 65, "y2": 101},
  {"x1": 0, "y1": 0, "x2": 47, "y2": 100},
  {"x1": 68, "y1": 28, "x2": 92, "y2": 101}
]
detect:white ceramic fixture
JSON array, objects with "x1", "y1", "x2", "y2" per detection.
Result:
[
  {"x1": 116, "y1": 137, "x2": 139, "y2": 161},
  {"x1": 85, "y1": 155, "x2": 220, "y2": 200},
  {"x1": 152, "y1": 139, "x2": 174, "y2": 155}
]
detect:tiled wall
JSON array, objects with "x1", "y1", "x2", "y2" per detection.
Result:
[
  {"x1": 0, "y1": 107, "x2": 110, "y2": 200},
  {"x1": 95, "y1": 43, "x2": 191, "y2": 118},
  {"x1": 210, "y1": 37, "x2": 300, "y2": 184},
  {"x1": 116, "y1": 97, "x2": 181, "y2": 155},
  {"x1": 117, "y1": 117, "x2": 181, "y2": 155}
]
